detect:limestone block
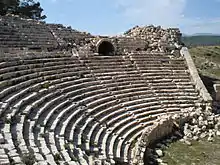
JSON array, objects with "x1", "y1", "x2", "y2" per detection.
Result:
[{"x1": 214, "y1": 84, "x2": 220, "y2": 101}]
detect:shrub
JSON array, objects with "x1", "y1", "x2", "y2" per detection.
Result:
[
  {"x1": 42, "y1": 82, "x2": 50, "y2": 88},
  {"x1": 22, "y1": 153, "x2": 36, "y2": 165},
  {"x1": 54, "y1": 153, "x2": 62, "y2": 163}
]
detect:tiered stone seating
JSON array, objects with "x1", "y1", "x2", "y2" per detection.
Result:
[
  {"x1": 129, "y1": 52, "x2": 200, "y2": 110},
  {"x1": 0, "y1": 15, "x2": 58, "y2": 49},
  {"x1": 0, "y1": 132, "x2": 10, "y2": 164},
  {"x1": 76, "y1": 54, "x2": 186, "y2": 164},
  {"x1": 47, "y1": 24, "x2": 91, "y2": 46},
  {"x1": 0, "y1": 50, "x2": 201, "y2": 164}
]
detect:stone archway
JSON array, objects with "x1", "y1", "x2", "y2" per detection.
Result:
[{"x1": 96, "y1": 39, "x2": 115, "y2": 56}]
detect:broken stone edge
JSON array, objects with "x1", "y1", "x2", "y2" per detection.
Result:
[{"x1": 180, "y1": 47, "x2": 212, "y2": 104}]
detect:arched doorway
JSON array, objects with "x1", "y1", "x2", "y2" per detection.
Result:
[{"x1": 97, "y1": 40, "x2": 115, "y2": 56}]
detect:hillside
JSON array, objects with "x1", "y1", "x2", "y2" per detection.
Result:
[
  {"x1": 189, "y1": 46, "x2": 220, "y2": 96},
  {"x1": 182, "y1": 35, "x2": 220, "y2": 47}
]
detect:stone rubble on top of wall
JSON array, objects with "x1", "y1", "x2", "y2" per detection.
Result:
[
  {"x1": 123, "y1": 25, "x2": 183, "y2": 52},
  {"x1": 75, "y1": 25, "x2": 184, "y2": 55}
]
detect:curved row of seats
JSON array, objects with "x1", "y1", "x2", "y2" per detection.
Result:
[
  {"x1": 0, "y1": 50, "x2": 200, "y2": 164},
  {"x1": 47, "y1": 24, "x2": 91, "y2": 46},
  {"x1": 0, "y1": 15, "x2": 58, "y2": 49}
]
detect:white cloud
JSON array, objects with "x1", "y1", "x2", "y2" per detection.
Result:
[
  {"x1": 114, "y1": 0, "x2": 220, "y2": 34},
  {"x1": 115, "y1": 0, "x2": 186, "y2": 27},
  {"x1": 39, "y1": 0, "x2": 73, "y2": 3}
]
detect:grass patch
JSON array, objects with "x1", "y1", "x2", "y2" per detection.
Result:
[
  {"x1": 162, "y1": 137, "x2": 220, "y2": 165},
  {"x1": 189, "y1": 46, "x2": 220, "y2": 94}
]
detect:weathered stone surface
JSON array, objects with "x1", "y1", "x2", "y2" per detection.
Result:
[{"x1": 155, "y1": 149, "x2": 163, "y2": 157}]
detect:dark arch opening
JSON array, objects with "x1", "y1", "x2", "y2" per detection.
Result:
[{"x1": 98, "y1": 41, "x2": 115, "y2": 56}]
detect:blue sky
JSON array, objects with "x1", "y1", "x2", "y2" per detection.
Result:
[{"x1": 38, "y1": 0, "x2": 220, "y2": 35}]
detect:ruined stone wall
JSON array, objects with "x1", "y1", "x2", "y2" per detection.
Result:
[
  {"x1": 133, "y1": 116, "x2": 176, "y2": 165},
  {"x1": 114, "y1": 37, "x2": 147, "y2": 53},
  {"x1": 74, "y1": 25, "x2": 183, "y2": 55},
  {"x1": 124, "y1": 25, "x2": 182, "y2": 53},
  {"x1": 180, "y1": 47, "x2": 213, "y2": 103}
]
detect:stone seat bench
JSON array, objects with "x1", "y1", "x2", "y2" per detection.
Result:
[
  {"x1": 98, "y1": 74, "x2": 144, "y2": 82},
  {"x1": 81, "y1": 90, "x2": 112, "y2": 105},
  {"x1": 90, "y1": 68, "x2": 135, "y2": 74},
  {"x1": 0, "y1": 53, "x2": 72, "y2": 62},
  {"x1": 94, "y1": 115, "x2": 135, "y2": 157},
  {"x1": 155, "y1": 91, "x2": 198, "y2": 97},
  {"x1": 28, "y1": 123, "x2": 56, "y2": 164},
  {"x1": 135, "y1": 60, "x2": 187, "y2": 66},
  {"x1": 121, "y1": 97, "x2": 157, "y2": 107},
  {"x1": 121, "y1": 130, "x2": 143, "y2": 163},
  {"x1": 126, "y1": 101, "x2": 161, "y2": 113},
  {"x1": 87, "y1": 64, "x2": 133, "y2": 70},
  {"x1": 85, "y1": 62, "x2": 131, "y2": 68},
  {"x1": 0, "y1": 75, "x2": 78, "y2": 109},
  {"x1": 0, "y1": 83, "x2": 40, "y2": 116},
  {"x1": 92, "y1": 103, "x2": 159, "y2": 143},
  {"x1": 130, "y1": 104, "x2": 163, "y2": 115},
  {"x1": 0, "y1": 66, "x2": 85, "y2": 92},
  {"x1": 43, "y1": 132, "x2": 68, "y2": 164},
  {"x1": 106, "y1": 115, "x2": 157, "y2": 162},
  {"x1": 0, "y1": 75, "x2": 98, "y2": 161},
  {"x1": 132, "y1": 57, "x2": 182, "y2": 62},
  {"x1": 92, "y1": 70, "x2": 139, "y2": 77},
  {"x1": 73, "y1": 108, "x2": 129, "y2": 145},
  {"x1": 110, "y1": 77, "x2": 146, "y2": 84},
  {"x1": 98, "y1": 79, "x2": 145, "y2": 87},
  {"x1": 140, "y1": 70, "x2": 188, "y2": 76},
  {"x1": 114, "y1": 122, "x2": 152, "y2": 162},
  {"x1": 131, "y1": 58, "x2": 172, "y2": 62},
  {"x1": 142, "y1": 74, "x2": 191, "y2": 81},
  {"x1": 83, "y1": 59, "x2": 129, "y2": 65},
  {"x1": 76, "y1": 99, "x2": 162, "y2": 160},
  {"x1": 140, "y1": 71, "x2": 188, "y2": 77},
  {"x1": 10, "y1": 116, "x2": 29, "y2": 157},
  {"x1": 46, "y1": 104, "x2": 80, "y2": 163},
  {"x1": 79, "y1": 98, "x2": 150, "y2": 148},
  {"x1": 109, "y1": 119, "x2": 144, "y2": 159},
  {"x1": 92, "y1": 95, "x2": 157, "y2": 122},
  {"x1": 132, "y1": 56, "x2": 184, "y2": 62},
  {"x1": 136, "y1": 64, "x2": 187, "y2": 69},
  {"x1": 0, "y1": 135, "x2": 10, "y2": 165},
  {"x1": 28, "y1": 83, "x2": 103, "y2": 122},
  {"x1": 111, "y1": 88, "x2": 151, "y2": 99},
  {"x1": 0, "y1": 61, "x2": 84, "y2": 76},
  {"x1": 0, "y1": 69, "x2": 90, "y2": 97},
  {"x1": 0, "y1": 75, "x2": 82, "y2": 116}
]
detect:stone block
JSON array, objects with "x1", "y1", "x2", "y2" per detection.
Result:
[{"x1": 214, "y1": 84, "x2": 220, "y2": 101}]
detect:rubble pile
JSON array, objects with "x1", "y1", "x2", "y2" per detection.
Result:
[
  {"x1": 124, "y1": 25, "x2": 182, "y2": 52},
  {"x1": 181, "y1": 107, "x2": 220, "y2": 144},
  {"x1": 144, "y1": 107, "x2": 220, "y2": 165}
]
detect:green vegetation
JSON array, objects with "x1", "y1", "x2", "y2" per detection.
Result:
[
  {"x1": 162, "y1": 137, "x2": 220, "y2": 165},
  {"x1": 188, "y1": 46, "x2": 220, "y2": 96},
  {"x1": 182, "y1": 36, "x2": 220, "y2": 47},
  {"x1": 54, "y1": 153, "x2": 62, "y2": 164},
  {"x1": 22, "y1": 153, "x2": 36, "y2": 165},
  {"x1": 41, "y1": 82, "x2": 50, "y2": 88},
  {"x1": 0, "y1": 0, "x2": 46, "y2": 20},
  {"x1": 189, "y1": 46, "x2": 220, "y2": 79}
]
